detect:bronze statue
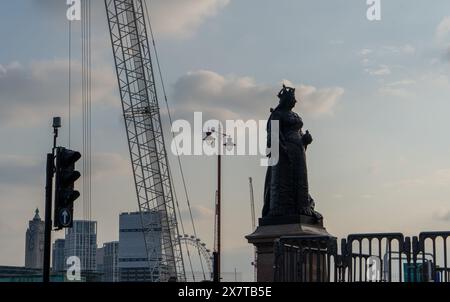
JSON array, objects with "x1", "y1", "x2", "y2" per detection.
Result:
[{"x1": 262, "y1": 85, "x2": 322, "y2": 222}]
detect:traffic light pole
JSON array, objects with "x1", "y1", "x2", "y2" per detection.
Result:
[
  {"x1": 43, "y1": 118, "x2": 60, "y2": 282},
  {"x1": 43, "y1": 153, "x2": 53, "y2": 283}
]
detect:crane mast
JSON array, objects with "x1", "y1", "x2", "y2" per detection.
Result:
[{"x1": 105, "y1": 0, "x2": 185, "y2": 281}]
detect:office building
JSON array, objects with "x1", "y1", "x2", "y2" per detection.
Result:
[
  {"x1": 118, "y1": 211, "x2": 161, "y2": 282},
  {"x1": 96, "y1": 246, "x2": 104, "y2": 279},
  {"x1": 52, "y1": 239, "x2": 66, "y2": 273},
  {"x1": 64, "y1": 220, "x2": 97, "y2": 274},
  {"x1": 102, "y1": 241, "x2": 119, "y2": 282}
]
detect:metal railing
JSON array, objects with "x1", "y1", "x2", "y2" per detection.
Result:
[{"x1": 274, "y1": 231, "x2": 450, "y2": 282}]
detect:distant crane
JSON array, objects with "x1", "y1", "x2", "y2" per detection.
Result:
[
  {"x1": 105, "y1": 0, "x2": 185, "y2": 281},
  {"x1": 249, "y1": 177, "x2": 257, "y2": 281}
]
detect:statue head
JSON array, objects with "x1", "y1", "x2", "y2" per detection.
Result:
[{"x1": 277, "y1": 85, "x2": 297, "y2": 109}]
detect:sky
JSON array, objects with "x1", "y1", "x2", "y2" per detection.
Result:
[{"x1": 1, "y1": 0, "x2": 450, "y2": 281}]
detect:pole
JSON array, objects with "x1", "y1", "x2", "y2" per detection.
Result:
[
  {"x1": 212, "y1": 128, "x2": 222, "y2": 283},
  {"x1": 43, "y1": 153, "x2": 53, "y2": 282},
  {"x1": 217, "y1": 152, "x2": 221, "y2": 282},
  {"x1": 212, "y1": 252, "x2": 219, "y2": 282},
  {"x1": 43, "y1": 118, "x2": 59, "y2": 282}
]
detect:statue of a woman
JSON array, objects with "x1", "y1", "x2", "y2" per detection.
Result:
[{"x1": 262, "y1": 85, "x2": 322, "y2": 222}]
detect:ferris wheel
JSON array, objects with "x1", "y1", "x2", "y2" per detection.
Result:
[{"x1": 179, "y1": 235, "x2": 213, "y2": 282}]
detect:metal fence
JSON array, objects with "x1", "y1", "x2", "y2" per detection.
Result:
[{"x1": 274, "y1": 231, "x2": 450, "y2": 282}]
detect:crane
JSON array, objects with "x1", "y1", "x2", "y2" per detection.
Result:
[
  {"x1": 104, "y1": 0, "x2": 185, "y2": 281},
  {"x1": 249, "y1": 177, "x2": 257, "y2": 281}
]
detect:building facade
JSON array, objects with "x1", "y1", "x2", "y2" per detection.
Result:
[
  {"x1": 118, "y1": 212, "x2": 161, "y2": 282},
  {"x1": 64, "y1": 220, "x2": 97, "y2": 274},
  {"x1": 25, "y1": 209, "x2": 45, "y2": 269},
  {"x1": 102, "y1": 241, "x2": 119, "y2": 282},
  {"x1": 52, "y1": 239, "x2": 66, "y2": 273},
  {"x1": 96, "y1": 246, "x2": 104, "y2": 279},
  {"x1": 0, "y1": 266, "x2": 65, "y2": 282}
]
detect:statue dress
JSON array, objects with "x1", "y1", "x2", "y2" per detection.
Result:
[{"x1": 262, "y1": 85, "x2": 322, "y2": 221}]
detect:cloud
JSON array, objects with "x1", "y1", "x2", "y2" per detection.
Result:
[
  {"x1": 149, "y1": 0, "x2": 230, "y2": 38},
  {"x1": 401, "y1": 45, "x2": 416, "y2": 55},
  {"x1": 181, "y1": 205, "x2": 214, "y2": 221},
  {"x1": 378, "y1": 79, "x2": 416, "y2": 98},
  {"x1": 92, "y1": 153, "x2": 131, "y2": 179},
  {"x1": 387, "y1": 168, "x2": 450, "y2": 189},
  {"x1": 365, "y1": 65, "x2": 391, "y2": 76},
  {"x1": 358, "y1": 45, "x2": 415, "y2": 57},
  {"x1": 0, "y1": 59, "x2": 117, "y2": 127},
  {"x1": 388, "y1": 80, "x2": 416, "y2": 86},
  {"x1": 380, "y1": 45, "x2": 416, "y2": 55},
  {"x1": 0, "y1": 152, "x2": 129, "y2": 189},
  {"x1": 435, "y1": 17, "x2": 450, "y2": 61},
  {"x1": 0, "y1": 155, "x2": 43, "y2": 187},
  {"x1": 172, "y1": 70, "x2": 344, "y2": 120},
  {"x1": 33, "y1": 0, "x2": 229, "y2": 39},
  {"x1": 293, "y1": 84, "x2": 344, "y2": 117},
  {"x1": 433, "y1": 209, "x2": 450, "y2": 221},
  {"x1": 436, "y1": 16, "x2": 450, "y2": 42},
  {"x1": 445, "y1": 46, "x2": 450, "y2": 62},
  {"x1": 358, "y1": 49, "x2": 373, "y2": 56},
  {"x1": 378, "y1": 87, "x2": 410, "y2": 98},
  {"x1": 358, "y1": 45, "x2": 415, "y2": 73},
  {"x1": 361, "y1": 58, "x2": 370, "y2": 66}
]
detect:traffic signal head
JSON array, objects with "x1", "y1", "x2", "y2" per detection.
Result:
[{"x1": 54, "y1": 147, "x2": 81, "y2": 229}]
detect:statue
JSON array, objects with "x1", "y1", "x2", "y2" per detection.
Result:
[{"x1": 262, "y1": 85, "x2": 323, "y2": 223}]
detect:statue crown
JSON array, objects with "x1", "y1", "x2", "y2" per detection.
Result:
[{"x1": 277, "y1": 84, "x2": 296, "y2": 100}]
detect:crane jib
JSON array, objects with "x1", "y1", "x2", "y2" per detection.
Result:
[{"x1": 105, "y1": 0, "x2": 185, "y2": 282}]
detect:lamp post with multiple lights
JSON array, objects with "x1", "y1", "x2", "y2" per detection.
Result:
[{"x1": 203, "y1": 127, "x2": 235, "y2": 282}]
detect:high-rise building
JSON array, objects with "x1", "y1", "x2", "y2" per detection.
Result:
[
  {"x1": 25, "y1": 209, "x2": 45, "y2": 269},
  {"x1": 64, "y1": 220, "x2": 97, "y2": 274},
  {"x1": 96, "y1": 246, "x2": 104, "y2": 279},
  {"x1": 52, "y1": 239, "x2": 66, "y2": 273},
  {"x1": 118, "y1": 212, "x2": 161, "y2": 282},
  {"x1": 102, "y1": 241, "x2": 119, "y2": 282}
]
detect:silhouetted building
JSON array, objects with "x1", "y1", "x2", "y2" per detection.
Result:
[
  {"x1": 118, "y1": 212, "x2": 161, "y2": 282},
  {"x1": 25, "y1": 209, "x2": 45, "y2": 269},
  {"x1": 52, "y1": 239, "x2": 66, "y2": 273}
]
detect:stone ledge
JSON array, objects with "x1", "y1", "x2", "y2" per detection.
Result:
[
  {"x1": 258, "y1": 214, "x2": 323, "y2": 227},
  {"x1": 246, "y1": 222, "x2": 330, "y2": 244}
]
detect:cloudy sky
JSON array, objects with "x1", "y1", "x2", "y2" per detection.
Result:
[{"x1": 1, "y1": 0, "x2": 450, "y2": 281}]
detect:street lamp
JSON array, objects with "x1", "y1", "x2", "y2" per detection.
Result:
[{"x1": 203, "y1": 127, "x2": 235, "y2": 282}]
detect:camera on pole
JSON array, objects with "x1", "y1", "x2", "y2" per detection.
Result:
[{"x1": 53, "y1": 147, "x2": 81, "y2": 230}]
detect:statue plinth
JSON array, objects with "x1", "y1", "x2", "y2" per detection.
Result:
[{"x1": 246, "y1": 215, "x2": 331, "y2": 282}]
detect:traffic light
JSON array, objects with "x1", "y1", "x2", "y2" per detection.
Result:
[{"x1": 54, "y1": 147, "x2": 81, "y2": 229}]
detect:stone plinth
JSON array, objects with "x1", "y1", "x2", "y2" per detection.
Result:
[{"x1": 246, "y1": 216, "x2": 331, "y2": 282}]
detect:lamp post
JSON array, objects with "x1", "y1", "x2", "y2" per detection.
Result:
[{"x1": 203, "y1": 127, "x2": 235, "y2": 282}]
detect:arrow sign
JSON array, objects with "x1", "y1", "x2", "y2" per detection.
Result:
[{"x1": 59, "y1": 208, "x2": 72, "y2": 227}]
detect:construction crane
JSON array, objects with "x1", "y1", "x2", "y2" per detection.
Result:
[
  {"x1": 248, "y1": 177, "x2": 257, "y2": 281},
  {"x1": 104, "y1": 0, "x2": 185, "y2": 281}
]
